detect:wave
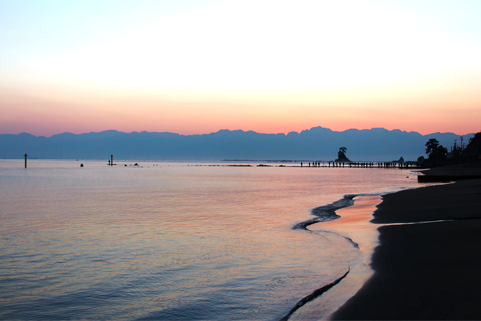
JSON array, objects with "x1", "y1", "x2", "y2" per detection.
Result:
[
  {"x1": 293, "y1": 187, "x2": 424, "y2": 231},
  {"x1": 282, "y1": 194, "x2": 364, "y2": 321},
  {"x1": 293, "y1": 194, "x2": 356, "y2": 230},
  {"x1": 279, "y1": 268, "x2": 350, "y2": 321}
]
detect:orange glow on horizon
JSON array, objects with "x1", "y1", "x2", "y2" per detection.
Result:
[
  {"x1": 1, "y1": 1, "x2": 481, "y2": 137},
  {"x1": 1, "y1": 89, "x2": 479, "y2": 137}
]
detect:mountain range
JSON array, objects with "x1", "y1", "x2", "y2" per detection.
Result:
[{"x1": 0, "y1": 127, "x2": 475, "y2": 162}]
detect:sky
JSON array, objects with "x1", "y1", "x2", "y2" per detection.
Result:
[{"x1": 1, "y1": 0, "x2": 481, "y2": 137}]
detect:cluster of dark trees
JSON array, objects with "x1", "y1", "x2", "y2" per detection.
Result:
[
  {"x1": 425, "y1": 138, "x2": 448, "y2": 160},
  {"x1": 421, "y1": 133, "x2": 481, "y2": 167},
  {"x1": 335, "y1": 135, "x2": 479, "y2": 166}
]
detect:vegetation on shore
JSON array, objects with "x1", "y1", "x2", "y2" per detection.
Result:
[{"x1": 421, "y1": 132, "x2": 481, "y2": 168}]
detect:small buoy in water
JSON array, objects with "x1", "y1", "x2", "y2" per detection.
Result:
[{"x1": 80, "y1": 164, "x2": 84, "y2": 167}]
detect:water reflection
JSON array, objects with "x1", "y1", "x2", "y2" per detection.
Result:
[
  {"x1": 0, "y1": 161, "x2": 421, "y2": 320},
  {"x1": 291, "y1": 195, "x2": 383, "y2": 320}
]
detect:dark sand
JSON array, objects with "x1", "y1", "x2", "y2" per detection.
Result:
[{"x1": 331, "y1": 166, "x2": 481, "y2": 320}]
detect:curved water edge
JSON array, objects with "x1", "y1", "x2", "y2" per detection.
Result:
[
  {"x1": 293, "y1": 195, "x2": 356, "y2": 231},
  {"x1": 281, "y1": 194, "x2": 363, "y2": 321},
  {"x1": 283, "y1": 186, "x2": 431, "y2": 321},
  {"x1": 279, "y1": 268, "x2": 350, "y2": 321}
]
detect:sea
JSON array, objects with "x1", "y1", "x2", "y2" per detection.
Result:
[{"x1": 0, "y1": 159, "x2": 423, "y2": 320}]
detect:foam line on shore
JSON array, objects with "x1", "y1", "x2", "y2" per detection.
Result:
[
  {"x1": 293, "y1": 194, "x2": 356, "y2": 230},
  {"x1": 292, "y1": 187, "x2": 426, "y2": 231},
  {"x1": 279, "y1": 268, "x2": 350, "y2": 321}
]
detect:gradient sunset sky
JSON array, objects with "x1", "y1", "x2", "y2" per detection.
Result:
[{"x1": 1, "y1": 0, "x2": 480, "y2": 137}]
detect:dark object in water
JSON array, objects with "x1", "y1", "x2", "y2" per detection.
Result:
[{"x1": 80, "y1": 164, "x2": 84, "y2": 167}]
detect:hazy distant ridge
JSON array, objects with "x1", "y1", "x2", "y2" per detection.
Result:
[{"x1": 0, "y1": 127, "x2": 474, "y2": 161}]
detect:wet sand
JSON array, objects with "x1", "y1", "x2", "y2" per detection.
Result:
[
  {"x1": 331, "y1": 168, "x2": 481, "y2": 319},
  {"x1": 289, "y1": 195, "x2": 384, "y2": 320}
]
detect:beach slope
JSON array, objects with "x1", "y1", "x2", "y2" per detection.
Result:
[{"x1": 331, "y1": 174, "x2": 481, "y2": 320}]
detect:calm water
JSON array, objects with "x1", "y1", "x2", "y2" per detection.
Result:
[{"x1": 0, "y1": 160, "x2": 421, "y2": 320}]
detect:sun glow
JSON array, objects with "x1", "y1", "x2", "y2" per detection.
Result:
[{"x1": 1, "y1": 0, "x2": 481, "y2": 136}]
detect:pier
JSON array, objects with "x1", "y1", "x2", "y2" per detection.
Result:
[{"x1": 308, "y1": 161, "x2": 421, "y2": 169}]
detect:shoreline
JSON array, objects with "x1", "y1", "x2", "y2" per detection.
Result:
[
  {"x1": 329, "y1": 167, "x2": 481, "y2": 319},
  {"x1": 288, "y1": 194, "x2": 386, "y2": 320}
]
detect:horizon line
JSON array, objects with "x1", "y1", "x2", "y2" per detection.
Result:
[{"x1": 4, "y1": 126, "x2": 478, "y2": 138}]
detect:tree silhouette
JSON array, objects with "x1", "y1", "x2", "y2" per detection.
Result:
[
  {"x1": 425, "y1": 139, "x2": 439, "y2": 156},
  {"x1": 338, "y1": 147, "x2": 347, "y2": 159},
  {"x1": 425, "y1": 139, "x2": 447, "y2": 159},
  {"x1": 336, "y1": 147, "x2": 350, "y2": 162}
]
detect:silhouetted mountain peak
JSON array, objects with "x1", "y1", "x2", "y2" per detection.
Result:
[{"x1": 0, "y1": 127, "x2": 475, "y2": 161}]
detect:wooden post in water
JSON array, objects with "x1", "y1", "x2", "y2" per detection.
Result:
[
  {"x1": 111, "y1": 154, "x2": 113, "y2": 166},
  {"x1": 24, "y1": 153, "x2": 28, "y2": 168}
]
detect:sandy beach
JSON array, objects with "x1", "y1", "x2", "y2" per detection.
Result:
[{"x1": 331, "y1": 165, "x2": 481, "y2": 320}]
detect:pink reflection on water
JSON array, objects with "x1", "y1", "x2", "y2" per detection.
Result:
[
  {"x1": 320, "y1": 195, "x2": 382, "y2": 276},
  {"x1": 292, "y1": 195, "x2": 382, "y2": 320}
]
